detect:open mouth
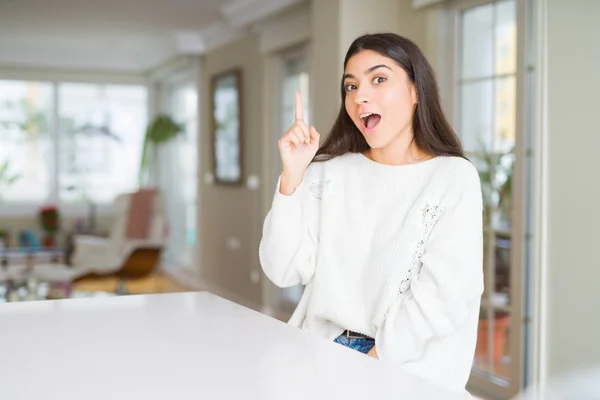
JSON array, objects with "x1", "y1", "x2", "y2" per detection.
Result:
[{"x1": 360, "y1": 112, "x2": 381, "y2": 131}]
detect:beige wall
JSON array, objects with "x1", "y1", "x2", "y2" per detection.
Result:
[
  {"x1": 198, "y1": 33, "x2": 264, "y2": 306},
  {"x1": 544, "y1": 0, "x2": 600, "y2": 378},
  {"x1": 340, "y1": 0, "x2": 427, "y2": 53},
  {"x1": 310, "y1": 0, "x2": 342, "y2": 134}
]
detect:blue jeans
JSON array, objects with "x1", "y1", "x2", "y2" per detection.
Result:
[{"x1": 334, "y1": 334, "x2": 375, "y2": 354}]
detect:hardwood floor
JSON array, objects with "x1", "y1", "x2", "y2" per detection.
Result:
[{"x1": 72, "y1": 272, "x2": 193, "y2": 295}]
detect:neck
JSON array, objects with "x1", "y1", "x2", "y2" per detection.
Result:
[{"x1": 365, "y1": 131, "x2": 433, "y2": 166}]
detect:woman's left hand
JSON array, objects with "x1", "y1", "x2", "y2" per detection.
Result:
[{"x1": 367, "y1": 345, "x2": 379, "y2": 359}]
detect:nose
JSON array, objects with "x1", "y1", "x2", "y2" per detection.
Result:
[{"x1": 353, "y1": 86, "x2": 372, "y2": 105}]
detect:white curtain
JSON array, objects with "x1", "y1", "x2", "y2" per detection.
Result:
[{"x1": 146, "y1": 138, "x2": 187, "y2": 269}]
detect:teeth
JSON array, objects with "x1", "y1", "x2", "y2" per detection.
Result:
[{"x1": 360, "y1": 112, "x2": 373, "y2": 119}]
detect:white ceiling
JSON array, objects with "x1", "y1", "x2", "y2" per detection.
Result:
[{"x1": 0, "y1": 0, "x2": 300, "y2": 73}]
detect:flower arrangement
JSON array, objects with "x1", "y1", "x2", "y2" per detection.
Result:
[{"x1": 39, "y1": 205, "x2": 60, "y2": 247}]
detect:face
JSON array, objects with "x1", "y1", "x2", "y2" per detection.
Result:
[{"x1": 343, "y1": 50, "x2": 418, "y2": 149}]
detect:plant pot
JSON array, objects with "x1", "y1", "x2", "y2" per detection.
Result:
[
  {"x1": 42, "y1": 233, "x2": 55, "y2": 248},
  {"x1": 476, "y1": 315, "x2": 510, "y2": 363}
]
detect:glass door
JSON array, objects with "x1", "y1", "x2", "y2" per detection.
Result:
[{"x1": 454, "y1": 0, "x2": 536, "y2": 397}]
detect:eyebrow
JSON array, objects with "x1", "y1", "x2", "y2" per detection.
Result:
[{"x1": 343, "y1": 64, "x2": 392, "y2": 80}]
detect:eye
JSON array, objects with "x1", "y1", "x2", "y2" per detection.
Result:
[
  {"x1": 373, "y1": 76, "x2": 387, "y2": 85},
  {"x1": 344, "y1": 83, "x2": 357, "y2": 92}
]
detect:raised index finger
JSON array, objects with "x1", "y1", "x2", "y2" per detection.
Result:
[{"x1": 295, "y1": 91, "x2": 304, "y2": 122}]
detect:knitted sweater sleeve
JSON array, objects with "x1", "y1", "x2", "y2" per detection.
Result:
[
  {"x1": 375, "y1": 164, "x2": 484, "y2": 363},
  {"x1": 259, "y1": 174, "x2": 321, "y2": 288}
]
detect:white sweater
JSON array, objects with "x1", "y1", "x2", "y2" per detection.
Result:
[{"x1": 259, "y1": 152, "x2": 484, "y2": 394}]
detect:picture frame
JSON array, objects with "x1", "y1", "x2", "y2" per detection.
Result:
[{"x1": 210, "y1": 69, "x2": 243, "y2": 185}]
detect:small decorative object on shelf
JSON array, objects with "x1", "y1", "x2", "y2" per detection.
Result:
[
  {"x1": 39, "y1": 204, "x2": 60, "y2": 248},
  {"x1": 18, "y1": 231, "x2": 40, "y2": 249}
]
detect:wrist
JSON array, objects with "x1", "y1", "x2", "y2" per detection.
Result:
[{"x1": 280, "y1": 170, "x2": 305, "y2": 195}]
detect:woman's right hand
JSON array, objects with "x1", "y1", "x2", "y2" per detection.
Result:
[{"x1": 278, "y1": 92, "x2": 320, "y2": 195}]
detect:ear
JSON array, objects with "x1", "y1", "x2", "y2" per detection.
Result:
[{"x1": 410, "y1": 82, "x2": 418, "y2": 105}]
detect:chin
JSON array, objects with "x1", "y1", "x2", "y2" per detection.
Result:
[{"x1": 361, "y1": 136, "x2": 389, "y2": 149}]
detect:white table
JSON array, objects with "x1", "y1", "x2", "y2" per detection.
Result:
[{"x1": 0, "y1": 292, "x2": 466, "y2": 400}]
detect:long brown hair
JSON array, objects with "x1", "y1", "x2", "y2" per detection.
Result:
[{"x1": 314, "y1": 33, "x2": 465, "y2": 162}]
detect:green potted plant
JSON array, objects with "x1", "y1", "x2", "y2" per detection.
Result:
[{"x1": 138, "y1": 114, "x2": 183, "y2": 186}]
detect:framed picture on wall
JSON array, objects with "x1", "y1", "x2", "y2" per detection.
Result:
[{"x1": 210, "y1": 69, "x2": 243, "y2": 185}]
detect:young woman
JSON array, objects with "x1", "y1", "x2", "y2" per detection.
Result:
[{"x1": 259, "y1": 33, "x2": 483, "y2": 394}]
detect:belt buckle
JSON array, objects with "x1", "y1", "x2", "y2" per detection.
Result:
[{"x1": 345, "y1": 330, "x2": 361, "y2": 339}]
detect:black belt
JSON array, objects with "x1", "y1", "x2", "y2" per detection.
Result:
[{"x1": 342, "y1": 330, "x2": 373, "y2": 339}]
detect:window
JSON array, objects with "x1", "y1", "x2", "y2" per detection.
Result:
[
  {"x1": 0, "y1": 80, "x2": 53, "y2": 203},
  {"x1": 59, "y1": 84, "x2": 148, "y2": 204},
  {"x1": 460, "y1": 1, "x2": 517, "y2": 157},
  {"x1": 0, "y1": 79, "x2": 147, "y2": 207}
]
